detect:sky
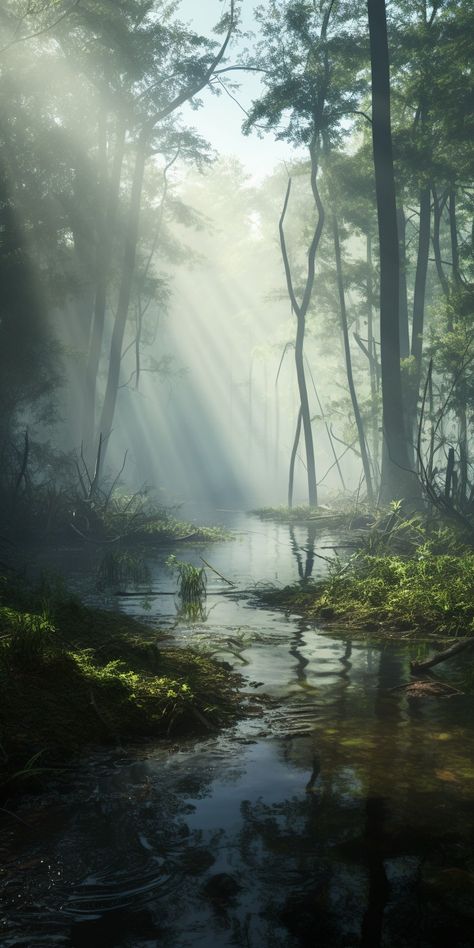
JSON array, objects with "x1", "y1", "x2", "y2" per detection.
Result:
[{"x1": 177, "y1": 0, "x2": 297, "y2": 179}]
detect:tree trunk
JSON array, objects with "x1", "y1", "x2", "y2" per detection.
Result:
[
  {"x1": 366, "y1": 234, "x2": 380, "y2": 468},
  {"x1": 333, "y1": 213, "x2": 374, "y2": 503},
  {"x1": 408, "y1": 186, "x2": 431, "y2": 436},
  {"x1": 288, "y1": 407, "x2": 303, "y2": 509},
  {"x1": 367, "y1": 0, "x2": 417, "y2": 503},
  {"x1": 396, "y1": 206, "x2": 410, "y2": 360},
  {"x1": 98, "y1": 137, "x2": 147, "y2": 463},
  {"x1": 83, "y1": 119, "x2": 125, "y2": 454},
  {"x1": 432, "y1": 185, "x2": 450, "y2": 300},
  {"x1": 459, "y1": 402, "x2": 468, "y2": 507},
  {"x1": 295, "y1": 320, "x2": 317, "y2": 506},
  {"x1": 279, "y1": 169, "x2": 321, "y2": 509},
  {"x1": 449, "y1": 186, "x2": 461, "y2": 286}
]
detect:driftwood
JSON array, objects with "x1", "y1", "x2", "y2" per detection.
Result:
[
  {"x1": 410, "y1": 637, "x2": 474, "y2": 674},
  {"x1": 200, "y1": 556, "x2": 236, "y2": 586}
]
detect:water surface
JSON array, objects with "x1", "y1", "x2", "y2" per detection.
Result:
[{"x1": 1, "y1": 512, "x2": 474, "y2": 947}]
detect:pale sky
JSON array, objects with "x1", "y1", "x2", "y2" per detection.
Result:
[{"x1": 178, "y1": 0, "x2": 298, "y2": 179}]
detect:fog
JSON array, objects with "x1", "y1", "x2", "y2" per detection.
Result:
[
  {"x1": 2, "y1": 0, "x2": 469, "y2": 516},
  {"x1": 53, "y1": 152, "x2": 368, "y2": 508}
]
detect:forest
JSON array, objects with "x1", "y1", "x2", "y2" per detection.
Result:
[{"x1": 0, "y1": 0, "x2": 473, "y2": 946}]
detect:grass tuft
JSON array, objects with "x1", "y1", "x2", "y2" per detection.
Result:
[{"x1": 166, "y1": 555, "x2": 207, "y2": 602}]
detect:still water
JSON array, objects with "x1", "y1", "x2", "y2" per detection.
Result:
[{"x1": 1, "y1": 512, "x2": 474, "y2": 947}]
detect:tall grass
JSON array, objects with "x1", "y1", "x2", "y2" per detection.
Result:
[{"x1": 166, "y1": 555, "x2": 207, "y2": 602}]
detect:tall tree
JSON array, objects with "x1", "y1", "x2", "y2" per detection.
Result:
[
  {"x1": 96, "y1": 0, "x2": 237, "y2": 469},
  {"x1": 247, "y1": 0, "x2": 364, "y2": 505},
  {"x1": 367, "y1": 0, "x2": 417, "y2": 501}
]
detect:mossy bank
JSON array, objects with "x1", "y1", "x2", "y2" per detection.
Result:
[
  {"x1": 260, "y1": 550, "x2": 474, "y2": 641},
  {"x1": 0, "y1": 580, "x2": 241, "y2": 795}
]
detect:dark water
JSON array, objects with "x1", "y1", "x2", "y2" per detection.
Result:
[{"x1": 1, "y1": 512, "x2": 474, "y2": 947}]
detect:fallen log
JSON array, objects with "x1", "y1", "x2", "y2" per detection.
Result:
[{"x1": 410, "y1": 637, "x2": 474, "y2": 674}]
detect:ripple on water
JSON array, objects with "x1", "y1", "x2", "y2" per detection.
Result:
[{"x1": 2, "y1": 512, "x2": 474, "y2": 947}]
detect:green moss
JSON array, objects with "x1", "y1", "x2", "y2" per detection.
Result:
[
  {"x1": 0, "y1": 584, "x2": 241, "y2": 792},
  {"x1": 260, "y1": 550, "x2": 474, "y2": 639},
  {"x1": 251, "y1": 505, "x2": 349, "y2": 526}
]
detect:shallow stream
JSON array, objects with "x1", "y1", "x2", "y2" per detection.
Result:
[{"x1": 1, "y1": 512, "x2": 474, "y2": 947}]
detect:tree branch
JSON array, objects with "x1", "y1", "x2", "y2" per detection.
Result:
[
  {"x1": 142, "y1": 0, "x2": 236, "y2": 139},
  {"x1": 279, "y1": 178, "x2": 301, "y2": 317},
  {"x1": 0, "y1": 0, "x2": 81, "y2": 54}
]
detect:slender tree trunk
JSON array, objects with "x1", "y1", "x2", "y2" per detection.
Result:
[
  {"x1": 432, "y1": 185, "x2": 450, "y2": 299},
  {"x1": 83, "y1": 119, "x2": 125, "y2": 453},
  {"x1": 288, "y1": 408, "x2": 303, "y2": 508},
  {"x1": 408, "y1": 186, "x2": 431, "y2": 436},
  {"x1": 449, "y1": 185, "x2": 461, "y2": 286},
  {"x1": 333, "y1": 214, "x2": 374, "y2": 502},
  {"x1": 82, "y1": 8, "x2": 237, "y2": 467},
  {"x1": 396, "y1": 206, "x2": 410, "y2": 360},
  {"x1": 98, "y1": 137, "x2": 147, "y2": 462},
  {"x1": 366, "y1": 234, "x2": 380, "y2": 468},
  {"x1": 367, "y1": 0, "x2": 416, "y2": 502},
  {"x1": 274, "y1": 366, "x2": 280, "y2": 481},
  {"x1": 294, "y1": 320, "x2": 317, "y2": 506},
  {"x1": 459, "y1": 402, "x2": 468, "y2": 507},
  {"x1": 279, "y1": 170, "x2": 322, "y2": 508},
  {"x1": 247, "y1": 355, "x2": 254, "y2": 459},
  {"x1": 305, "y1": 357, "x2": 346, "y2": 491}
]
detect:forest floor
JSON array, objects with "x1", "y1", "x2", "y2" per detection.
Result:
[{"x1": 0, "y1": 579, "x2": 242, "y2": 798}]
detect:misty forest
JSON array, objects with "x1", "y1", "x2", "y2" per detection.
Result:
[{"x1": 1, "y1": 0, "x2": 474, "y2": 945}]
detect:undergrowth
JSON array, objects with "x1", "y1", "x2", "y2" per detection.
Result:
[
  {"x1": 0, "y1": 577, "x2": 241, "y2": 794},
  {"x1": 262, "y1": 548, "x2": 474, "y2": 639},
  {"x1": 251, "y1": 505, "x2": 350, "y2": 525}
]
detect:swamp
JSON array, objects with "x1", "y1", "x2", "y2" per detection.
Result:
[{"x1": 0, "y1": 1, "x2": 474, "y2": 946}]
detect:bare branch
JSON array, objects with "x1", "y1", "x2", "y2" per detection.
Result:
[{"x1": 0, "y1": 0, "x2": 81, "y2": 54}]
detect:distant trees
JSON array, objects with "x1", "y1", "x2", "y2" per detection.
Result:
[
  {"x1": 95, "y1": 1, "x2": 238, "y2": 470},
  {"x1": 0, "y1": 0, "x2": 473, "y2": 508},
  {"x1": 245, "y1": 0, "x2": 473, "y2": 506},
  {"x1": 246, "y1": 0, "x2": 365, "y2": 506},
  {"x1": 0, "y1": 0, "x2": 239, "y2": 473}
]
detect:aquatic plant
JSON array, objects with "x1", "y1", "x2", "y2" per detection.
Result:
[{"x1": 166, "y1": 555, "x2": 207, "y2": 602}]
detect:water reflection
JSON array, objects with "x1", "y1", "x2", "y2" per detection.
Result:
[
  {"x1": 289, "y1": 522, "x2": 318, "y2": 581},
  {"x1": 2, "y1": 514, "x2": 474, "y2": 947}
]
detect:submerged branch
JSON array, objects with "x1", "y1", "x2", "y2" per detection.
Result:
[{"x1": 411, "y1": 637, "x2": 474, "y2": 674}]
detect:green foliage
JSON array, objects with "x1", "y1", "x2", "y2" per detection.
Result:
[
  {"x1": 353, "y1": 500, "x2": 427, "y2": 555},
  {"x1": 166, "y1": 554, "x2": 207, "y2": 602},
  {"x1": 0, "y1": 583, "x2": 241, "y2": 792},
  {"x1": 252, "y1": 505, "x2": 349, "y2": 525},
  {"x1": 0, "y1": 607, "x2": 57, "y2": 668},
  {"x1": 265, "y1": 548, "x2": 474, "y2": 639}
]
